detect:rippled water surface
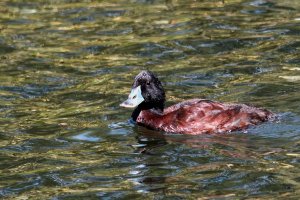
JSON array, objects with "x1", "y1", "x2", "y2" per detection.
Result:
[{"x1": 0, "y1": 0, "x2": 300, "y2": 199}]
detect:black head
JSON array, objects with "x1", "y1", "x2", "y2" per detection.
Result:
[
  {"x1": 133, "y1": 70, "x2": 165, "y2": 110},
  {"x1": 120, "y1": 70, "x2": 166, "y2": 117}
]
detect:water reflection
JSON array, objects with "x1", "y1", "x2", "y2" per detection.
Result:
[{"x1": 127, "y1": 126, "x2": 299, "y2": 197}]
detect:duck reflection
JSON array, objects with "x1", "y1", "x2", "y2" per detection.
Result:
[{"x1": 127, "y1": 126, "x2": 284, "y2": 194}]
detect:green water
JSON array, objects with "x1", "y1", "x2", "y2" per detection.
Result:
[{"x1": 0, "y1": 0, "x2": 300, "y2": 199}]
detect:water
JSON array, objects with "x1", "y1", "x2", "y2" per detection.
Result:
[{"x1": 0, "y1": 0, "x2": 300, "y2": 199}]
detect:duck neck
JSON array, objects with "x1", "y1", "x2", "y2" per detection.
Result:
[
  {"x1": 131, "y1": 106, "x2": 142, "y2": 122},
  {"x1": 131, "y1": 104, "x2": 164, "y2": 122}
]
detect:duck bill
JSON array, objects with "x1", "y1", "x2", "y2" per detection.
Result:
[{"x1": 120, "y1": 86, "x2": 144, "y2": 108}]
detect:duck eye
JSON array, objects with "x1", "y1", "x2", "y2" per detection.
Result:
[
  {"x1": 146, "y1": 81, "x2": 150, "y2": 85},
  {"x1": 132, "y1": 95, "x2": 136, "y2": 99}
]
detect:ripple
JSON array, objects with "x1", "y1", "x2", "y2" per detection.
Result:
[
  {"x1": 96, "y1": 28, "x2": 133, "y2": 36},
  {"x1": 71, "y1": 130, "x2": 103, "y2": 142},
  {"x1": 277, "y1": 41, "x2": 300, "y2": 53},
  {"x1": 0, "y1": 39, "x2": 15, "y2": 54},
  {"x1": 81, "y1": 45, "x2": 107, "y2": 55},
  {"x1": 173, "y1": 37, "x2": 273, "y2": 55},
  {"x1": 0, "y1": 175, "x2": 42, "y2": 198},
  {"x1": 0, "y1": 83, "x2": 67, "y2": 99}
]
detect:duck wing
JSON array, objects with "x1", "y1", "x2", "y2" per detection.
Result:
[{"x1": 163, "y1": 99, "x2": 273, "y2": 134}]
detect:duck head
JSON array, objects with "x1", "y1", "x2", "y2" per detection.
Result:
[{"x1": 120, "y1": 70, "x2": 166, "y2": 120}]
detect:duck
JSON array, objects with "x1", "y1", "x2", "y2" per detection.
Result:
[{"x1": 120, "y1": 70, "x2": 274, "y2": 135}]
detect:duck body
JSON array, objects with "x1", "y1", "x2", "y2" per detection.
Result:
[
  {"x1": 137, "y1": 99, "x2": 273, "y2": 134},
  {"x1": 120, "y1": 71, "x2": 274, "y2": 135}
]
